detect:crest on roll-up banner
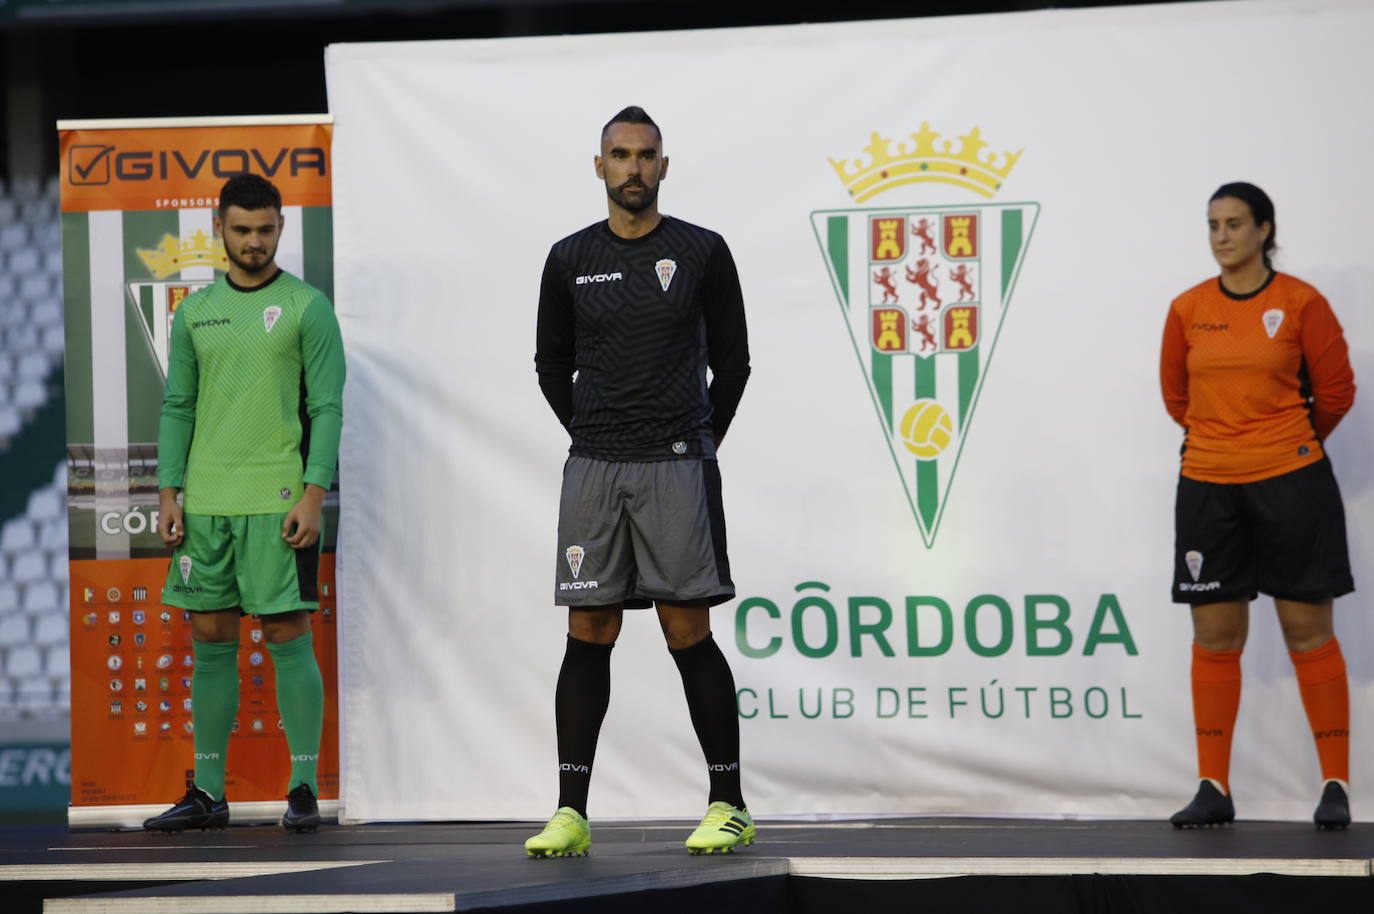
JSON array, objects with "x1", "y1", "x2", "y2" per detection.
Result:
[
  {"x1": 811, "y1": 123, "x2": 1038, "y2": 547},
  {"x1": 128, "y1": 231, "x2": 228, "y2": 378}
]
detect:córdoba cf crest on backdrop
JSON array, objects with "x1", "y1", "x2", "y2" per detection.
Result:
[{"x1": 811, "y1": 201, "x2": 1038, "y2": 548}]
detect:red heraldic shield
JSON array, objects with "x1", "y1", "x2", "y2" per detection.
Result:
[
  {"x1": 942, "y1": 213, "x2": 978, "y2": 259},
  {"x1": 870, "y1": 215, "x2": 906, "y2": 262},
  {"x1": 942, "y1": 305, "x2": 979, "y2": 351},
  {"x1": 872, "y1": 307, "x2": 908, "y2": 352}
]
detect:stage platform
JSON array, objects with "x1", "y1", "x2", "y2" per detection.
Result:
[{"x1": 4, "y1": 816, "x2": 1372, "y2": 913}]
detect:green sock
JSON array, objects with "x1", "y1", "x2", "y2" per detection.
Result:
[
  {"x1": 191, "y1": 639, "x2": 240, "y2": 802},
  {"x1": 267, "y1": 631, "x2": 323, "y2": 794}
]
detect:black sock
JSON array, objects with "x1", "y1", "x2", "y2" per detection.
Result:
[
  {"x1": 670, "y1": 632, "x2": 745, "y2": 810},
  {"x1": 555, "y1": 635, "x2": 613, "y2": 818}
]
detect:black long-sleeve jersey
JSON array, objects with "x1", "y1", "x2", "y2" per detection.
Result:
[{"x1": 535, "y1": 216, "x2": 751, "y2": 461}]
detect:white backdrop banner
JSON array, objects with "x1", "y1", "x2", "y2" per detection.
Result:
[{"x1": 325, "y1": 0, "x2": 1374, "y2": 823}]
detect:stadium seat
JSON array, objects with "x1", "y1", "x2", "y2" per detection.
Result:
[
  {"x1": 17, "y1": 351, "x2": 47, "y2": 379},
  {"x1": 40, "y1": 525, "x2": 66, "y2": 552},
  {"x1": 9, "y1": 175, "x2": 41, "y2": 200},
  {"x1": 22, "y1": 580, "x2": 59, "y2": 614},
  {"x1": 47, "y1": 644, "x2": 70, "y2": 681},
  {"x1": 0, "y1": 582, "x2": 19, "y2": 614},
  {"x1": 6, "y1": 247, "x2": 39, "y2": 274},
  {"x1": 0, "y1": 191, "x2": 72, "y2": 725},
  {"x1": 14, "y1": 379, "x2": 45, "y2": 410},
  {"x1": 0, "y1": 223, "x2": 27, "y2": 250},
  {"x1": 41, "y1": 326, "x2": 64, "y2": 357},
  {"x1": 1, "y1": 517, "x2": 36, "y2": 553},
  {"x1": 0, "y1": 614, "x2": 32, "y2": 648},
  {"x1": 39, "y1": 517, "x2": 67, "y2": 552},
  {"x1": 16, "y1": 674, "x2": 53, "y2": 714},
  {"x1": 5, "y1": 646, "x2": 42, "y2": 678},
  {"x1": 0, "y1": 406, "x2": 20, "y2": 439},
  {"x1": 27, "y1": 486, "x2": 61, "y2": 522},
  {"x1": 7, "y1": 324, "x2": 39, "y2": 352},
  {"x1": 10, "y1": 549, "x2": 47, "y2": 583},
  {"x1": 0, "y1": 405, "x2": 20, "y2": 439},
  {"x1": 45, "y1": 552, "x2": 68, "y2": 586},
  {"x1": 31, "y1": 299, "x2": 61, "y2": 326},
  {"x1": 0, "y1": 303, "x2": 25, "y2": 331},
  {"x1": 19, "y1": 274, "x2": 51, "y2": 301},
  {"x1": 32, "y1": 613, "x2": 66, "y2": 647},
  {"x1": 21, "y1": 198, "x2": 55, "y2": 224}
]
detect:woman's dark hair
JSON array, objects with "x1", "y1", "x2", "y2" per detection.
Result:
[{"x1": 1210, "y1": 181, "x2": 1276, "y2": 268}]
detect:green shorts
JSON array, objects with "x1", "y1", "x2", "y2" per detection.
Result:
[{"x1": 161, "y1": 513, "x2": 321, "y2": 615}]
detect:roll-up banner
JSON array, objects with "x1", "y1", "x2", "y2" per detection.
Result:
[{"x1": 58, "y1": 117, "x2": 341, "y2": 828}]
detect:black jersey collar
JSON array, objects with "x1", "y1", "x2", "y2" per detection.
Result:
[
  {"x1": 600, "y1": 215, "x2": 670, "y2": 245},
  {"x1": 1216, "y1": 269, "x2": 1275, "y2": 301},
  {"x1": 226, "y1": 268, "x2": 284, "y2": 294}
]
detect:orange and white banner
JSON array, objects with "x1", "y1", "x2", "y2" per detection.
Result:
[{"x1": 58, "y1": 117, "x2": 340, "y2": 827}]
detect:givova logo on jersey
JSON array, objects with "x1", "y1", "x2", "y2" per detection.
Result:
[{"x1": 811, "y1": 122, "x2": 1038, "y2": 547}]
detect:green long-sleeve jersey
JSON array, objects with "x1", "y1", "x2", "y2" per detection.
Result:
[{"x1": 157, "y1": 269, "x2": 345, "y2": 515}]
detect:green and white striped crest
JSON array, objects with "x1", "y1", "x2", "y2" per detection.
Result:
[{"x1": 811, "y1": 202, "x2": 1038, "y2": 547}]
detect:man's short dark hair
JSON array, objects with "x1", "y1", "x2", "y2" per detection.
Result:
[
  {"x1": 219, "y1": 173, "x2": 282, "y2": 217},
  {"x1": 602, "y1": 106, "x2": 660, "y2": 142}
]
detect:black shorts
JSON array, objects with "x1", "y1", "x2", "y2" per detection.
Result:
[{"x1": 1172, "y1": 457, "x2": 1354, "y2": 605}]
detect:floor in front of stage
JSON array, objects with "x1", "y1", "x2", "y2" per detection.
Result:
[{"x1": 4, "y1": 816, "x2": 1374, "y2": 913}]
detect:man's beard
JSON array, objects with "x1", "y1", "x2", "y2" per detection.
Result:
[
  {"x1": 606, "y1": 179, "x2": 658, "y2": 213},
  {"x1": 226, "y1": 240, "x2": 279, "y2": 276}
]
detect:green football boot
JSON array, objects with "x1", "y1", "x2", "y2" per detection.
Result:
[
  {"x1": 685, "y1": 801, "x2": 755, "y2": 854},
  {"x1": 525, "y1": 807, "x2": 591, "y2": 858}
]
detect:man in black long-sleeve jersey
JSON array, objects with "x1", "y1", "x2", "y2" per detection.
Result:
[{"x1": 526, "y1": 106, "x2": 753, "y2": 858}]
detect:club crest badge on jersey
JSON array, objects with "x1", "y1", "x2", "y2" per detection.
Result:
[
  {"x1": 1185, "y1": 550, "x2": 1203, "y2": 582},
  {"x1": 1262, "y1": 308, "x2": 1283, "y2": 339},
  {"x1": 263, "y1": 305, "x2": 283, "y2": 333},
  {"x1": 179, "y1": 555, "x2": 193, "y2": 586},
  {"x1": 655, "y1": 259, "x2": 677, "y2": 292}
]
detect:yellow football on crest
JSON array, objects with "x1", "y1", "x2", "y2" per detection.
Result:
[{"x1": 899, "y1": 399, "x2": 953, "y2": 459}]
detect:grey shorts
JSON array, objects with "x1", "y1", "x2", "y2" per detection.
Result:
[{"x1": 555, "y1": 456, "x2": 735, "y2": 608}]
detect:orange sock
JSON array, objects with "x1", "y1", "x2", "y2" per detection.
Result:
[
  {"x1": 1191, "y1": 642, "x2": 1242, "y2": 793},
  {"x1": 1290, "y1": 637, "x2": 1349, "y2": 784}
]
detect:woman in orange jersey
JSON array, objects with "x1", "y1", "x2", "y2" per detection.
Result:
[{"x1": 1161, "y1": 182, "x2": 1356, "y2": 829}]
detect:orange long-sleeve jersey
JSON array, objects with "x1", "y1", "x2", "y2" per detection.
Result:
[{"x1": 1160, "y1": 272, "x2": 1355, "y2": 483}]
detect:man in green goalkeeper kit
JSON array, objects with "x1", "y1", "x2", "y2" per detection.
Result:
[{"x1": 144, "y1": 173, "x2": 345, "y2": 833}]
